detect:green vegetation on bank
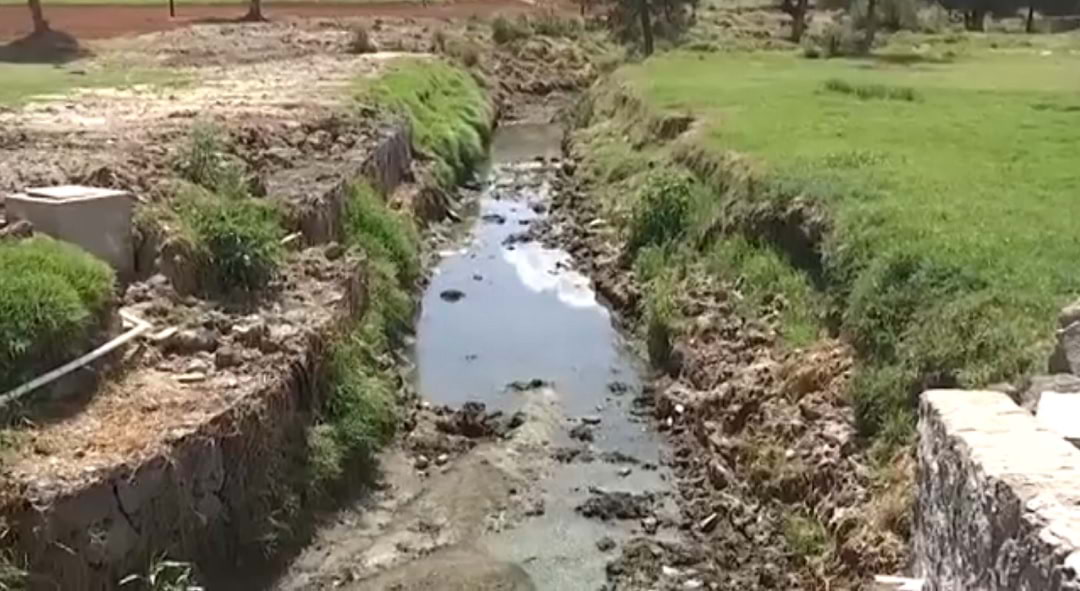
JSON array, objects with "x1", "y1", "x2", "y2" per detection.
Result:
[
  {"x1": 578, "y1": 36, "x2": 1080, "y2": 445},
  {"x1": 159, "y1": 124, "x2": 285, "y2": 295},
  {"x1": 309, "y1": 180, "x2": 419, "y2": 489},
  {"x1": 0, "y1": 237, "x2": 115, "y2": 392},
  {"x1": 355, "y1": 58, "x2": 491, "y2": 187}
]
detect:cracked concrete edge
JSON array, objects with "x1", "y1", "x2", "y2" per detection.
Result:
[{"x1": 914, "y1": 389, "x2": 1080, "y2": 591}]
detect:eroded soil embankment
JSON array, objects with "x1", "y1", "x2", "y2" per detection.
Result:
[
  {"x1": 0, "y1": 116, "x2": 427, "y2": 589},
  {"x1": 532, "y1": 87, "x2": 910, "y2": 589}
]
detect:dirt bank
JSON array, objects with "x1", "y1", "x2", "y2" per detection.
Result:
[{"x1": 529, "y1": 84, "x2": 912, "y2": 589}]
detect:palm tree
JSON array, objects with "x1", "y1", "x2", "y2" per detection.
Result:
[{"x1": 27, "y1": 0, "x2": 49, "y2": 34}]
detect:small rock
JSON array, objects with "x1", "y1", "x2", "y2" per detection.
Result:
[
  {"x1": 472, "y1": 273, "x2": 483, "y2": 281},
  {"x1": 214, "y1": 347, "x2": 241, "y2": 369},
  {"x1": 530, "y1": 202, "x2": 547, "y2": 214},
  {"x1": 607, "y1": 381, "x2": 630, "y2": 396},
  {"x1": 280, "y1": 232, "x2": 303, "y2": 250},
  {"x1": 415, "y1": 455, "x2": 430, "y2": 470},
  {"x1": 684, "y1": 579, "x2": 704, "y2": 589},
  {"x1": 176, "y1": 372, "x2": 207, "y2": 384},
  {"x1": 233, "y1": 321, "x2": 269, "y2": 349},
  {"x1": 581, "y1": 415, "x2": 602, "y2": 425},
  {"x1": 481, "y1": 213, "x2": 507, "y2": 224},
  {"x1": 324, "y1": 242, "x2": 345, "y2": 260},
  {"x1": 617, "y1": 467, "x2": 632, "y2": 478},
  {"x1": 525, "y1": 499, "x2": 546, "y2": 516},
  {"x1": 569, "y1": 424, "x2": 594, "y2": 442},
  {"x1": 440, "y1": 289, "x2": 466, "y2": 303},
  {"x1": 166, "y1": 328, "x2": 218, "y2": 354},
  {"x1": 507, "y1": 378, "x2": 548, "y2": 391},
  {"x1": 642, "y1": 517, "x2": 659, "y2": 535},
  {"x1": 435, "y1": 453, "x2": 450, "y2": 466},
  {"x1": 596, "y1": 536, "x2": 616, "y2": 552}
]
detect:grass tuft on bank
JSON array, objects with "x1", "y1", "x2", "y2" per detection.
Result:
[
  {"x1": 0, "y1": 237, "x2": 115, "y2": 392},
  {"x1": 355, "y1": 58, "x2": 491, "y2": 187},
  {"x1": 578, "y1": 39, "x2": 1080, "y2": 443},
  {"x1": 309, "y1": 180, "x2": 420, "y2": 489}
]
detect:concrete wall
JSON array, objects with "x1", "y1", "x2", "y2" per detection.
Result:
[
  {"x1": 914, "y1": 390, "x2": 1080, "y2": 591},
  {"x1": 6, "y1": 188, "x2": 134, "y2": 280}
]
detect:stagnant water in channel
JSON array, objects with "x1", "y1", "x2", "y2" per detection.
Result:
[{"x1": 272, "y1": 123, "x2": 677, "y2": 591}]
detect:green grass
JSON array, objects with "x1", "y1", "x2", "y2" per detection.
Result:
[
  {"x1": 583, "y1": 37, "x2": 1080, "y2": 441},
  {"x1": 355, "y1": 57, "x2": 491, "y2": 187},
  {"x1": 169, "y1": 125, "x2": 284, "y2": 295},
  {"x1": 310, "y1": 178, "x2": 420, "y2": 483},
  {"x1": 0, "y1": 237, "x2": 115, "y2": 392},
  {"x1": 0, "y1": 64, "x2": 183, "y2": 107}
]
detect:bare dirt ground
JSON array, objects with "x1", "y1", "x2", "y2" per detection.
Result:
[{"x1": 0, "y1": 0, "x2": 547, "y2": 43}]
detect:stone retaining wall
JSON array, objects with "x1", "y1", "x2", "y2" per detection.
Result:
[{"x1": 914, "y1": 389, "x2": 1080, "y2": 591}]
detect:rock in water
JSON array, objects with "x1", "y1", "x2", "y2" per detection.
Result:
[{"x1": 440, "y1": 289, "x2": 466, "y2": 302}]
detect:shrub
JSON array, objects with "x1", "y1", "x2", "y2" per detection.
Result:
[
  {"x1": 348, "y1": 25, "x2": 378, "y2": 54},
  {"x1": 531, "y1": 12, "x2": 584, "y2": 37},
  {"x1": 823, "y1": 78, "x2": 921, "y2": 101},
  {"x1": 175, "y1": 124, "x2": 251, "y2": 200},
  {"x1": 492, "y1": 15, "x2": 532, "y2": 44},
  {"x1": 627, "y1": 170, "x2": 694, "y2": 252},
  {"x1": 783, "y1": 512, "x2": 830, "y2": 561},
  {"x1": 807, "y1": 21, "x2": 861, "y2": 58},
  {"x1": 176, "y1": 188, "x2": 284, "y2": 294},
  {"x1": 0, "y1": 237, "x2": 114, "y2": 391}
]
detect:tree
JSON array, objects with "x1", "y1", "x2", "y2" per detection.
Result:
[
  {"x1": 864, "y1": 0, "x2": 879, "y2": 48},
  {"x1": 1026, "y1": 4, "x2": 1036, "y2": 31},
  {"x1": 640, "y1": 0, "x2": 654, "y2": 55},
  {"x1": 781, "y1": 0, "x2": 810, "y2": 42},
  {"x1": 27, "y1": 0, "x2": 48, "y2": 34},
  {"x1": 243, "y1": 0, "x2": 265, "y2": 21}
]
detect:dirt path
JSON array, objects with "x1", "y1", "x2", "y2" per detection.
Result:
[{"x1": 0, "y1": 0, "x2": 549, "y2": 43}]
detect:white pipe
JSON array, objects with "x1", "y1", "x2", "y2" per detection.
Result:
[{"x1": 0, "y1": 309, "x2": 153, "y2": 408}]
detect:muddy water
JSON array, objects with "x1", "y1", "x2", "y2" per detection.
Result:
[{"x1": 272, "y1": 124, "x2": 676, "y2": 591}]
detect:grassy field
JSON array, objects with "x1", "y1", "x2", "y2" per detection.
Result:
[
  {"x1": 0, "y1": 63, "x2": 182, "y2": 106},
  {"x1": 585, "y1": 33, "x2": 1080, "y2": 443}
]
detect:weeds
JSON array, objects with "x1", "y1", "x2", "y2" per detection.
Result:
[
  {"x1": 119, "y1": 558, "x2": 202, "y2": 591},
  {"x1": 175, "y1": 187, "x2": 284, "y2": 294},
  {"x1": 823, "y1": 78, "x2": 920, "y2": 101},
  {"x1": 175, "y1": 124, "x2": 251, "y2": 200},
  {"x1": 783, "y1": 511, "x2": 831, "y2": 561},
  {"x1": 348, "y1": 25, "x2": 378, "y2": 54},
  {"x1": 627, "y1": 170, "x2": 694, "y2": 253},
  {"x1": 0, "y1": 237, "x2": 114, "y2": 391},
  {"x1": 491, "y1": 15, "x2": 531, "y2": 44}
]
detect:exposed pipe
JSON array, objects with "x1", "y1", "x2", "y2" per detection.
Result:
[{"x1": 0, "y1": 310, "x2": 154, "y2": 409}]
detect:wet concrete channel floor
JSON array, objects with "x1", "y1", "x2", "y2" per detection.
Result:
[{"x1": 273, "y1": 123, "x2": 678, "y2": 591}]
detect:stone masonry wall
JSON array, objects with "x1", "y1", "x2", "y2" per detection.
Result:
[{"x1": 915, "y1": 389, "x2": 1080, "y2": 591}]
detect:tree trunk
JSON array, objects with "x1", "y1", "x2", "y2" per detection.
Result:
[
  {"x1": 966, "y1": 8, "x2": 985, "y2": 30},
  {"x1": 790, "y1": 0, "x2": 808, "y2": 42},
  {"x1": 863, "y1": 0, "x2": 878, "y2": 52},
  {"x1": 27, "y1": 0, "x2": 48, "y2": 34},
  {"x1": 1026, "y1": 4, "x2": 1035, "y2": 32},
  {"x1": 639, "y1": 0, "x2": 654, "y2": 56},
  {"x1": 244, "y1": 0, "x2": 265, "y2": 21}
]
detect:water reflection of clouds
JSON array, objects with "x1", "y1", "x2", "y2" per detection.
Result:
[{"x1": 502, "y1": 243, "x2": 597, "y2": 309}]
